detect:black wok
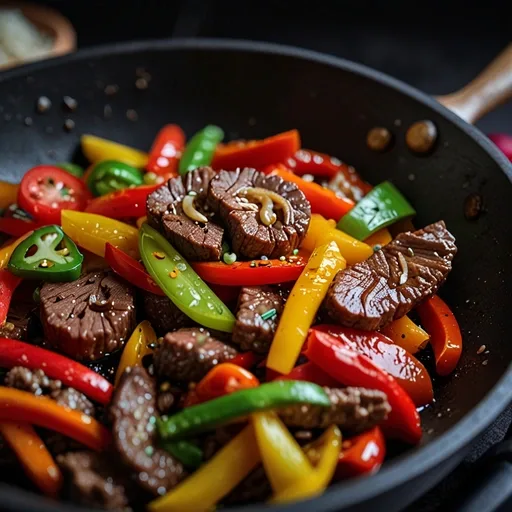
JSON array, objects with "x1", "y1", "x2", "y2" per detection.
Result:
[{"x1": 0, "y1": 39, "x2": 511, "y2": 512}]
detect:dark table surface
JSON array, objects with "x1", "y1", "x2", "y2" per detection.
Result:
[{"x1": 6, "y1": 1, "x2": 512, "y2": 510}]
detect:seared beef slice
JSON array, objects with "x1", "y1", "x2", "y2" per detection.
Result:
[
  {"x1": 40, "y1": 271, "x2": 136, "y2": 361},
  {"x1": 278, "y1": 387, "x2": 390, "y2": 433},
  {"x1": 232, "y1": 286, "x2": 285, "y2": 354},
  {"x1": 208, "y1": 168, "x2": 311, "y2": 259},
  {"x1": 110, "y1": 367, "x2": 186, "y2": 496},
  {"x1": 141, "y1": 291, "x2": 193, "y2": 336},
  {"x1": 323, "y1": 221, "x2": 457, "y2": 330},
  {"x1": 147, "y1": 167, "x2": 224, "y2": 261},
  {"x1": 153, "y1": 327, "x2": 237, "y2": 383}
]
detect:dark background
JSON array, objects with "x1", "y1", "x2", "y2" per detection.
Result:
[{"x1": 5, "y1": 1, "x2": 512, "y2": 510}]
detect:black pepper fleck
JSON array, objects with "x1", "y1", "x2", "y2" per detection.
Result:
[
  {"x1": 126, "y1": 109, "x2": 138, "y2": 121},
  {"x1": 464, "y1": 193, "x2": 483, "y2": 220},
  {"x1": 24, "y1": 117, "x2": 33, "y2": 126},
  {"x1": 104, "y1": 84, "x2": 119, "y2": 96},
  {"x1": 36, "y1": 96, "x2": 52, "y2": 114},
  {"x1": 63, "y1": 119, "x2": 75, "y2": 132},
  {"x1": 62, "y1": 96, "x2": 78, "y2": 112},
  {"x1": 135, "y1": 77, "x2": 149, "y2": 90}
]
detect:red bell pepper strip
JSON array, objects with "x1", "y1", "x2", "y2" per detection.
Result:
[
  {"x1": 195, "y1": 363, "x2": 259, "y2": 402},
  {"x1": 0, "y1": 217, "x2": 43, "y2": 238},
  {"x1": 191, "y1": 250, "x2": 309, "y2": 286},
  {"x1": 286, "y1": 149, "x2": 372, "y2": 194},
  {"x1": 105, "y1": 242, "x2": 164, "y2": 296},
  {"x1": 84, "y1": 183, "x2": 163, "y2": 219},
  {"x1": 0, "y1": 338, "x2": 113, "y2": 405},
  {"x1": 147, "y1": 124, "x2": 186, "y2": 176},
  {"x1": 334, "y1": 427, "x2": 386, "y2": 480},
  {"x1": 0, "y1": 270, "x2": 22, "y2": 325},
  {"x1": 0, "y1": 387, "x2": 111, "y2": 451},
  {"x1": 305, "y1": 329, "x2": 422, "y2": 444},
  {"x1": 312, "y1": 325, "x2": 433, "y2": 407},
  {"x1": 229, "y1": 351, "x2": 261, "y2": 370},
  {"x1": 263, "y1": 164, "x2": 354, "y2": 221},
  {"x1": 273, "y1": 361, "x2": 340, "y2": 388},
  {"x1": 416, "y1": 295, "x2": 462, "y2": 376},
  {"x1": 211, "y1": 130, "x2": 300, "y2": 171}
]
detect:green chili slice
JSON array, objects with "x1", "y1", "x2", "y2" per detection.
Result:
[
  {"x1": 87, "y1": 160, "x2": 144, "y2": 197},
  {"x1": 337, "y1": 181, "x2": 416, "y2": 240},
  {"x1": 158, "y1": 381, "x2": 331, "y2": 440},
  {"x1": 8, "y1": 225, "x2": 83, "y2": 281},
  {"x1": 139, "y1": 223, "x2": 235, "y2": 333},
  {"x1": 161, "y1": 440, "x2": 204, "y2": 469},
  {"x1": 178, "y1": 125, "x2": 224, "y2": 175}
]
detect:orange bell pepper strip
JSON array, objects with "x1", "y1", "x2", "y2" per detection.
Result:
[
  {"x1": 0, "y1": 387, "x2": 111, "y2": 451},
  {"x1": 302, "y1": 213, "x2": 373, "y2": 265},
  {"x1": 264, "y1": 164, "x2": 355, "y2": 221},
  {"x1": 381, "y1": 315, "x2": 430, "y2": 354},
  {"x1": 267, "y1": 241, "x2": 346, "y2": 375},
  {"x1": 416, "y1": 295, "x2": 462, "y2": 376},
  {"x1": 195, "y1": 363, "x2": 259, "y2": 402},
  {"x1": 364, "y1": 228, "x2": 392, "y2": 249},
  {"x1": 148, "y1": 424, "x2": 260, "y2": 512},
  {"x1": 0, "y1": 422, "x2": 62, "y2": 497},
  {"x1": 211, "y1": 130, "x2": 300, "y2": 170},
  {"x1": 115, "y1": 320, "x2": 157, "y2": 385},
  {"x1": 270, "y1": 424, "x2": 342, "y2": 504},
  {"x1": 0, "y1": 181, "x2": 19, "y2": 209}
]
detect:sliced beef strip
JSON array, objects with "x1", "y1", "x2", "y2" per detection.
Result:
[
  {"x1": 278, "y1": 387, "x2": 390, "y2": 433},
  {"x1": 153, "y1": 327, "x2": 238, "y2": 383},
  {"x1": 110, "y1": 366, "x2": 186, "y2": 496},
  {"x1": 208, "y1": 168, "x2": 311, "y2": 260},
  {"x1": 146, "y1": 167, "x2": 224, "y2": 261},
  {"x1": 141, "y1": 291, "x2": 193, "y2": 336},
  {"x1": 232, "y1": 286, "x2": 285, "y2": 354},
  {"x1": 40, "y1": 271, "x2": 136, "y2": 361},
  {"x1": 323, "y1": 221, "x2": 457, "y2": 331},
  {"x1": 58, "y1": 451, "x2": 132, "y2": 511}
]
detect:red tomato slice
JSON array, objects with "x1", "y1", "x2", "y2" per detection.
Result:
[{"x1": 18, "y1": 166, "x2": 91, "y2": 224}]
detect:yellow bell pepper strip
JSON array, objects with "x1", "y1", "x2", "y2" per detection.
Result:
[
  {"x1": 61, "y1": 210, "x2": 139, "y2": 259},
  {"x1": 115, "y1": 320, "x2": 157, "y2": 385},
  {"x1": 252, "y1": 412, "x2": 313, "y2": 493},
  {"x1": 381, "y1": 315, "x2": 430, "y2": 354},
  {"x1": 0, "y1": 387, "x2": 111, "y2": 451},
  {"x1": 148, "y1": 424, "x2": 260, "y2": 512},
  {"x1": 0, "y1": 181, "x2": 19, "y2": 209},
  {"x1": 267, "y1": 241, "x2": 346, "y2": 375},
  {"x1": 270, "y1": 425, "x2": 342, "y2": 504},
  {"x1": 0, "y1": 422, "x2": 62, "y2": 497},
  {"x1": 139, "y1": 223, "x2": 235, "y2": 333},
  {"x1": 80, "y1": 134, "x2": 148, "y2": 168},
  {"x1": 364, "y1": 227, "x2": 392, "y2": 249},
  {"x1": 302, "y1": 214, "x2": 373, "y2": 265}
]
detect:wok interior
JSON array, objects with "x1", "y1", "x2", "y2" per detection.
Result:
[{"x1": 0, "y1": 44, "x2": 510, "y2": 460}]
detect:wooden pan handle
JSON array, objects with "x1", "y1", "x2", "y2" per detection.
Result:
[{"x1": 436, "y1": 44, "x2": 512, "y2": 125}]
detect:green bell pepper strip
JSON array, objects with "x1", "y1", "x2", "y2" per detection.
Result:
[
  {"x1": 7, "y1": 225, "x2": 83, "y2": 281},
  {"x1": 55, "y1": 162, "x2": 84, "y2": 178},
  {"x1": 139, "y1": 223, "x2": 235, "y2": 333},
  {"x1": 86, "y1": 160, "x2": 144, "y2": 197},
  {"x1": 162, "y1": 440, "x2": 204, "y2": 469},
  {"x1": 158, "y1": 381, "x2": 331, "y2": 440},
  {"x1": 178, "y1": 125, "x2": 224, "y2": 175},
  {"x1": 337, "y1": 181, "x2": 416, "y2": 240}
]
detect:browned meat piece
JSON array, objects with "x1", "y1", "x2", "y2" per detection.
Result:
[
  {"x1": 147, "y1": 167, "x2": 224, "y2": 261},
  {"x1": 110, "y1": 366, "x2": 186, "y2": 496},
  {"x1": 40, "y1": 271, "x2": 136, "y2": 361},
  {"x1": 278, "y1": 387, "x2": 390, "y2": 433},
  {"x1": 4, "y1": 366, "x2": 95, "y2": 416},
  {"x1": 232, "y1": 286, "x2": 285, "y2": 354},
  {"x1": 224, "y1": 466, "x2": 272, "y2": 505},
  {"x1": 323, "y1": 221, "x2": 457, "y2": 330},
  {"x1": 0, "y1": 281, "x2": 39, "y2": 340},
  {"x1": 153, "y1": 327, "x2": 238, "y2": 383},
  {"x1": 51, "y1": 388, "x2": 95, "y2": 417},
  {"x1": 208, "y1": 168, "x2": 310, "y2": 260},
  {"x1": 58, "y1": 451, "x2": 131, "y2": 510},
  {"x1": 141, "y1": 291, "x2": 193, "y2": 336}
]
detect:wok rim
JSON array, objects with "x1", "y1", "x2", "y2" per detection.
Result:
[{"x1": 0, "y1": 38, "x2": 511, "y2": 512}]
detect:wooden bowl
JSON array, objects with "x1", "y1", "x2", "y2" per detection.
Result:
[{"x1": 0, "y1": 1, "x2": 76, "y2": 71}]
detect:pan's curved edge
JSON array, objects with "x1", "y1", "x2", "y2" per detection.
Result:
[{"x1": 0, "y1": 38, "x2": 511, "y2": 512}]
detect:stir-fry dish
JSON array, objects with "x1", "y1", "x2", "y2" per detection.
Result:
[{"x1": 0, "y1": 126, "x2": 462, "y2": 510}]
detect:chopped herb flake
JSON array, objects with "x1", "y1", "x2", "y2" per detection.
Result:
[{"x1": 261, "y1": 308, "x2": 277, "y2": 321}]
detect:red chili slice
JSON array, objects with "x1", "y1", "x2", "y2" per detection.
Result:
[{"x1": 18, "y1": 166, "x2": 91, "y2": 224}]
